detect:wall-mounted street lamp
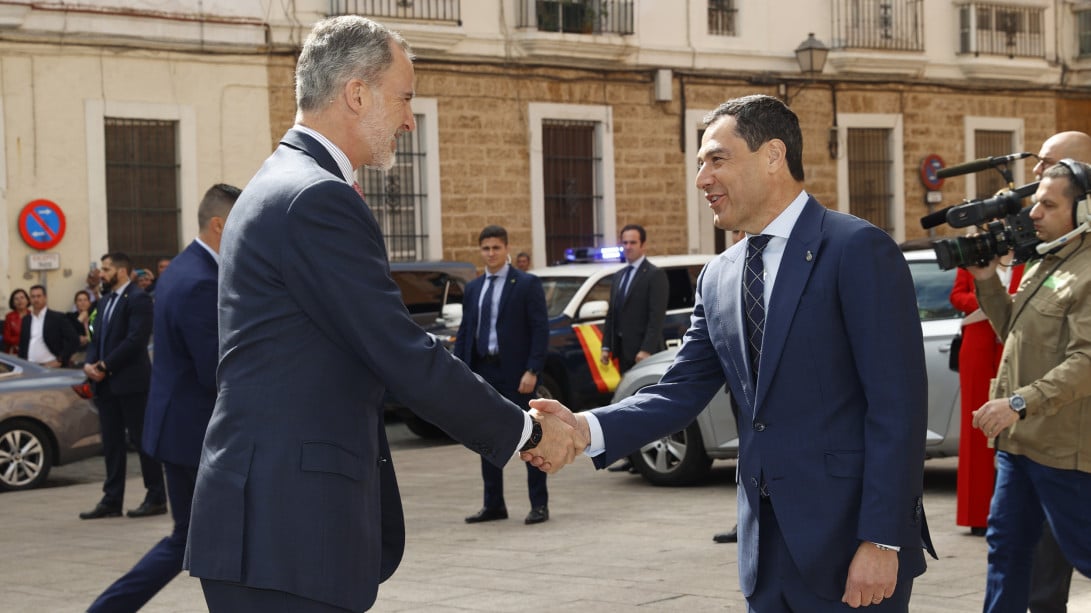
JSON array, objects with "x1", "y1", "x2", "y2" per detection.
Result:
[{"x1": 780, "y1": 32, "x2": 838, "y2": 159}]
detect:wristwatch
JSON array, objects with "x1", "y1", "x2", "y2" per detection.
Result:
[
  {"x1": 1009, "y1": 394, "x2": 1027, "y2": 420},
  {"x1": 519, "y1": 418, "x2": 543, "y2": 452}
]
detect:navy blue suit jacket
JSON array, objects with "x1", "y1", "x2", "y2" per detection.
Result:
[
  {"x1": 453, "y1": 267, "x2": 549, "y2": 399},
  {"x1": 589, "y1": 198, "x2": 935, "y2": 600},
  {"x1": 85, "y1": 283, "x2": 152, "y2": 397},
  {"x1": 142, "y1": 240, "x2": 219, "y2": 468},
  {"x1": 185, "y1": 129, "x2": 527, "y2": 612}
]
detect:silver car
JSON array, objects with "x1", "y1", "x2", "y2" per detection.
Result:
[
  {"x1": 0, "y1": 355, "x2": 101, "y2": 491},
  {"x1": 611, "y1": 249, "x2": 962, "y2": 486}
]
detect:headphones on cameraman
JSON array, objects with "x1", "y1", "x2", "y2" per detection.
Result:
[{"x1": 1035, "y1": 158, "x2": 1091, "y2": 254}]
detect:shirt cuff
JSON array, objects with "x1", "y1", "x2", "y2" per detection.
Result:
[
  {"x1": 514, "y1": 412, "x2": 533, "y2": 455},
  {"x1": 583, "y1": 411, "x2": 606, "y2": 457},
  {"x1": 872, "y1": 542, "x2": 901, "y2": 552}
]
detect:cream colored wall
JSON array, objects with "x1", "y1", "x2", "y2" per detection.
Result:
[{"x1": 1, "y1": 44, "x2": 271, "y2": 309}]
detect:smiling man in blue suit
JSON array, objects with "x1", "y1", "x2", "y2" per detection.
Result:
[
  {"x1": 531, "y1": 95, "x2": 936, "y2": 611},
  {"x1": 184, "y1": 16, "x2": 583, "y2": 613}
]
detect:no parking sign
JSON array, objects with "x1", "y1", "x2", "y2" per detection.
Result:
[{"x1": 18, "y1": 199, "x2": 66, "y2": 250}]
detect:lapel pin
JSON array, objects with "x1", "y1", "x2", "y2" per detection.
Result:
[{"x1": 805, "y1": 250, "x2": 813, "y2": 262}]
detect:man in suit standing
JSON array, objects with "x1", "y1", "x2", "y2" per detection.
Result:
[
  {"x1": 600, "y1": 224, "x2": 668, "y2": 374},
  {"x1": 87, "y1": 184, "x2": 239, "y2": 611},
  {"x1": 18, "y1": 284, "x2": 77, "y2": 367},
  {"x1": 456, "y1": 225, "x2": 550, "y2": 525},
  {"x1": 80, "y1": 252, "x2": 165, "y2": 521},
  {"x1": 530, "y1": 94, "x2": 935, "y2": 611},
  {"x1": 185, "y1": 16, "x2": 582, "y2": 613},
  {"x1": 599, "y1": 224, "x2": 668, "y2": 474}
]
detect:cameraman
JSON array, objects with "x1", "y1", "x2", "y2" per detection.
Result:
[{"x1": 969, "y1": 161, "x2": 1091, "y2": 613}]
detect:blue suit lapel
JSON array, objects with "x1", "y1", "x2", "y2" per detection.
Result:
[
  {"x1": 496, "y1": 270, "x2": 519, "y2": 326},
  {"x1": 754, "y1": 198, "x2": 825, "y2": 411}
]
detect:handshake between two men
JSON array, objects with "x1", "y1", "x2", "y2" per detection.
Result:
[{"x1": 520, "y1": 399, "x2": 589, "y2": 473}]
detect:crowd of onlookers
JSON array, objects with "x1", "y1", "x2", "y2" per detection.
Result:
[{"x1": 1, "y1": 256, "x2": 171, "y2": 368}]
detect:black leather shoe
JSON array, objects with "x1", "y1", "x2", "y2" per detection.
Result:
[
  {"x1": 79, "y1": 503, "x2": 122, "y2": 520},
  {"x1": 713, "y1": 527, "x2": 738, "y2": 543},
  {"x1": 607, "y1": 460, "x2": 633, "y2": 473},
  {"x1": 126, "y1": 501, "x2": 168, "y2": 518},
  {"x1": 465, "y1": 507, "x2": 508, "y2": 523},
  {"x1": 525, "y1": 506, "x2": 549, "y2": 525},
  {"x1": 970, "y1": 527, "x2": 987, "y2": 537}
]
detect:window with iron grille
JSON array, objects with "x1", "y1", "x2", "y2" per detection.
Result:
[
  {"x1": 973, "y1": 129, "x2": 1014, "y2": 199},
  {"x1": 833, "y1": 0, "x2": 923, "y2": 51},
  {"x1": 358, "y1": 113, "x2": 429, "y2": 262},
  {"x1": 518, "y1": 0, "x2": 634, "y2": 35},
  {"x1": 542, "y1": 119, "x2": 603, "y2": 263},
  {"x1": 329, "y1": 0, "x2": 461, "y2": 24},
  {"x1": 104, "y1": 118, "x2": 180, "y2": 269},
  {"x1": 958, "y1": 3, "x2": 1044, "y2": 58},
  {"x1": 708, "y1": 0, "x2": 736, "y2": 36},
  {"x1": 1078, "y1": 9, "x2": 1091, "y2": 57},
  {"x1": 846, "y1": 128, "x2": 894, "y2": 234}
]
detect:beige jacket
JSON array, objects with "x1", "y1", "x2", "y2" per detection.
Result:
[{"x1": 976, "y1": 235, "x2": 1091, "y2": 473}]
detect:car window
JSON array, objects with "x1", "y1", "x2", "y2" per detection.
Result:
[
  {"x1": 665, "y1": 267, "x2": 697, "y2": 310},
  {"x1": 540, "y1": 277, "x2": 589, "y2": 318},
  {"x1": 392, "y1": 271, "x2": 466, "y2": 315},
  {"x1": 908, "y1": 261, "x2": 960, "y2": 321}
]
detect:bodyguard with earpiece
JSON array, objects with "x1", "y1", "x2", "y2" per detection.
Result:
[{"x1": 966, "y1": 159, "x2": 1091, "y2": 613}]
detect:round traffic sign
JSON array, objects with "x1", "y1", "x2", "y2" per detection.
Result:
[
  {"x1": 18, "y1": 199, "x2": 67, "y2": 250},
  {"x1": 920, "y1": 154, "x2": 946, "y2": 191}
]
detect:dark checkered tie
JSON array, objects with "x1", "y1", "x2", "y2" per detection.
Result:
[
  {"x1": 744, "y1": 235, "x2": 772, "y2": 382},
  {"x1": 476, "y1": 275, "x2": 497, "y2": 357}
]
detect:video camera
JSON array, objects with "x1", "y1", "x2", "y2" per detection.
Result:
[
  {"x1": 923, "y1": 182, "x2": 1040, "y2": 270},
  {"x1": 918, "y1": 151, "x2": 1041, "y2": 270}
]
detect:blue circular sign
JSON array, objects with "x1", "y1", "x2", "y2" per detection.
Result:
[{"x1": 18, "y1": 199, "x2": 66, "y2": 250}]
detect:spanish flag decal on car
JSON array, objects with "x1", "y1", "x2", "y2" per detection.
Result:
[{"x1": 573, "y1": 323, "x2": 622, "y2": 393}]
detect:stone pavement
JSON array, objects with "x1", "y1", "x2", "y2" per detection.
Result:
[{"x1": 3, "y1": 422, "x2": 1088, "y2": 612}]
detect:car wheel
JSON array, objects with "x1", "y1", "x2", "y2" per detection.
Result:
[
  {"x1": 536, "y1": 372, "x2": 566, "y2": 405},
  {"x1": 0, "y1": 420, "x2": 54, "y2": 492},
  {"x1": 630, "y1": 421, "x2": 712, "y2": 486}
]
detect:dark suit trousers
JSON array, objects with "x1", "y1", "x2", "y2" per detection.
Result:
[
  {"x1": 1028, "y1": 524, "x2": 1074, "y2": 613},
  {"x1": 96, "y1": 392, "x2": 165, "y2": 507},
  {"x1": 747, "y1": 498, "x2": 913, "y2": 613},
  {"x1": 472, "y1": 357, "x2": 547, "y2": 510},
  {"x1": 201, "y1": 579, "x2": 355, "y2": 613},
  {"x1": 88, "y1": 462, "x2": 195, "y2": 612}
]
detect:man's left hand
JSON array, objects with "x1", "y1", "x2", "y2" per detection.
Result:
[
  {"x1": 842, "y1": 542, "x2": 898, "y2": 608},
  {"x1": 634, "y1": 350, "x2": 651, "y2": 363},
  {"x1": 518, "y1": 371, "x2": 538, "y2": 395},
  {"x1": 972, "y1": 398, "x2": 1020, "y2": 439}
]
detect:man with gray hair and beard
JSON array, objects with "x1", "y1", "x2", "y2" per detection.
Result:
[{"x1": 185, "y1": 16, "x2": 583, "y2": 613}]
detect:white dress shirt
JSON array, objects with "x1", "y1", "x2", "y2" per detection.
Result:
[{"x1": 26, "y1": 309, "x2": 57, "y2": 364}]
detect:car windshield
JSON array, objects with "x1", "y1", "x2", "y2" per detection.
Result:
[
  {"x1": 539, "y1": 276, "x2": 591, "y2": 318},
  {"x1": 908, "y1": 261, "x2": 960, "y2": 321}
]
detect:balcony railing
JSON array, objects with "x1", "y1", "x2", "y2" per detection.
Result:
[
  {"x1": 958, "y1": 3, "x2": 1045, "y2": 58},
  {"x1": 832, "y1": 0, "x2": 923, "y2": 51},
  {"x1": 517, "y1": 0, "x2": 634, "y2": 35},
  {"x1": 329, "y1": 0, "x2": 461, "y2": 24}
]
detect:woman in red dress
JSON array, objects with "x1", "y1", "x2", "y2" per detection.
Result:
[
  {"x1": 3, "y1": 288, "x2": 29, "y2": 354},
  {"x1": 949, "y1": 259, "x2": 1023, "y2": 534}
]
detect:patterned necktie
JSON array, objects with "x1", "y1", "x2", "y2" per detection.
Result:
[
  {"x1": 352, "y1": 181, "x2": 364, "y2": 198},
  {"x1": 476, "y1": 275, "x2": 497, "y2": 357},
  {"x1": 744, "y1": 235, "x2": 772, "y2": 382}
]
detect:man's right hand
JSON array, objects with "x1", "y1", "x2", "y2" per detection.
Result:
[
  {"x1": 522, "y1": 399, "x2": 590, "y2": 472},
  {"x1": 600, "y1": 348, "x2": 610, "y2": 366},
  {"x1": 520, "y1": 408, "x2": 587, "y2": 474}
]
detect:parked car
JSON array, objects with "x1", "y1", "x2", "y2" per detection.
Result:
[
  {"x1": 531, "y1": 254, "x2": 715, "y2": 411},
  {"x1": 612, "y1": 248, "x2": 962, "y2": 486},
  {"x1": 0, "y1": 356, "x2": 101, "y2": 491},
  {"x1": 385, "y1": 260, "x2": 476, "y2": 437}
]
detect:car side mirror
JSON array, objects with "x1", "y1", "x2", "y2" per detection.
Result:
[
  {"x1": 437, "y1": 303, "x2": 463, "y2": 328},
  {"x1": 577, "y1": 300, "x2": 609, "y2": 321}
]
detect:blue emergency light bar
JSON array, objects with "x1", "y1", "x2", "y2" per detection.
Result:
[{"x1": 564, "y1": 246, "x2": 624, "y2": 263}]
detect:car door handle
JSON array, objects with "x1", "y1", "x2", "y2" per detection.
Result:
[{"x1": 938, "y1": 343, "x2": 951, "y2": 353}]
